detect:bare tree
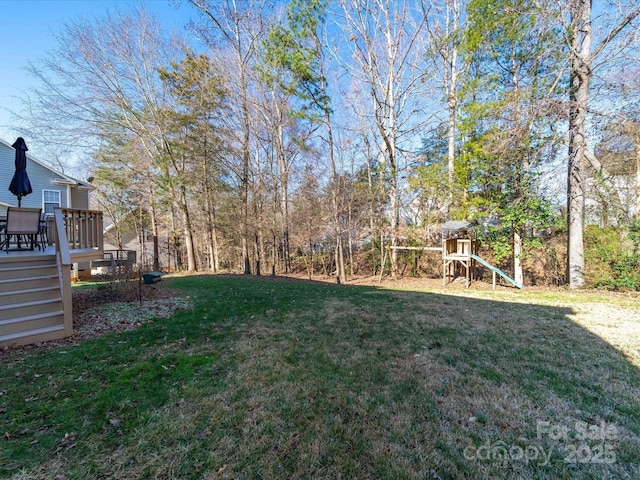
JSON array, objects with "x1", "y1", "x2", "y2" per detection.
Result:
[
  {"x1": 427, "y1": 0, "x2": 465, "y2": 204},
  {"x1": 256, "y1": 89, "x2": 313, "y2": 273},
  {"x1": 20, "y1": 6, "x2": 189, "y2": 270},
  {"x1": 562, "y1": 0, "x2": 640, "y2": 288},
  {"x1": 159, "y1": 52, "x2": 230, "y2": 272},
  {"x1": 189, "y1": 0, "x2": 271, "y2": 275},
  {"x1": 339, "y1": 0, "x2": 433, "y2": 274}
]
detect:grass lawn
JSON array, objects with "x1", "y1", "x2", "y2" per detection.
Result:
[{"x1": 1, "y1": 275, "x2": 639, "y2": 479}]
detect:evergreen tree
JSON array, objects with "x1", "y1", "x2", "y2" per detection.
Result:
[{"x1": 458, "y1": 0, "x2": 561, "y2": 284}]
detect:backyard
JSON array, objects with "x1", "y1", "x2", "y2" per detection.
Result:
[{"x1": 1, "y1": 274, "x2": 639, "y2": 479}]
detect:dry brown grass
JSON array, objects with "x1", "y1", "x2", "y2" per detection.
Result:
[{"x1": 2, "y1": 274, "x2": 640, "y2": 479}]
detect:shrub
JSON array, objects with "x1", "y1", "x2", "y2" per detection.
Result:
[{"x1": 584, "y1": 224, "x2": 640, "y2": 291}]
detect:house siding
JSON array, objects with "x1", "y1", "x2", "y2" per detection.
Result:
[
  {"x1": 103, "y1": 225, "x2": 171, "y2": 271},
  {"x1": 0, "y1": 138, "x2": 91, "y2": 213}
]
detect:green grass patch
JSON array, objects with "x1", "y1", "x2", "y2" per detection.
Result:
[{"x1": 2, "y1": 275, "x2": 640, "y2": 479}]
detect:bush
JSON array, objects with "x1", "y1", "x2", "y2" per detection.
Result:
[{"x1": 584, "y1": 224, "x2": 640, "y2": 291}]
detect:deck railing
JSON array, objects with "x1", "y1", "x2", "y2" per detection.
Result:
[
  {"x1": 52, "y1": 208, "x2": 104, "y2": 253},
  {"x1": 52, "y1": 208, "x2": 104, "y2": 339},
  {"x1": 53, "y1": 209, "x2": 73, "y2": 342}
]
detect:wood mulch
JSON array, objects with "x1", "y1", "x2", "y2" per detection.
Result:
[{"x1": 0, "y1": 282, "x2": 189, "y2": 361}]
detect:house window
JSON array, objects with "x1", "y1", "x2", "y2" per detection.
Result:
[{"x1": 43, "y1": 190, "x2": 61, "y2": 214}]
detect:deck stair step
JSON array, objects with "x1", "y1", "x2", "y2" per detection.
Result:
[
  {"x1": 0, "y1": 273, "x2": 58, "y2": 284},
  {"x1": 0, "y1": 310, "x2": 65, "y2": 336},
  {"x1": 0, "y1": 262, "x2": 57, "y2": 272},
  {"x1": 0, "y1": 264, "x2": 58, "y2": 281},
  {"x1": 0, "y1": 286, "x2": 61, "y2": 307},
  {"x1": 0, "y1": 285, "x2": 59, "y2": 295},
  {"x1": 0, "y1": 297, "x2": 63, "y2": 317},
  {"x1": 0, "y1": 275, "x2": 59, "y2": 290},
  {"x1": 0, "y1": 310, "x2": 66, "y2": 326},
  {"x1": 0, "y1": 257, "x2": 67, "y2": 343},
  {"x1": 0, "y1": 297, "x2": 62, "y2": 310},
  {"x1": 0, "y1": 324, "x2": 66, "y2": 344}
]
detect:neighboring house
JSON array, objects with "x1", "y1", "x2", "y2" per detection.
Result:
[
  {"x1": 102, "y1": 215, "x2": 170, "y2": 273},
  {"x1": 585, "y1": 175, "x2": 638, "y2": 227},
  {"x1": 0, "y1": 137, "x2": 94, "y2": 216}
]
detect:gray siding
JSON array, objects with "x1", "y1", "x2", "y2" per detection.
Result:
[
  {"x1": 0, "y1": 139, "x2": 89, "y2": 211},
  {"x1": 104, "y1": 224, "x2": 170, "y2": 270}
]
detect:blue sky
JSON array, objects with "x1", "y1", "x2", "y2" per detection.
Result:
[{"x1": 0, "y1": 0, "x2": 195, "y2": 144}]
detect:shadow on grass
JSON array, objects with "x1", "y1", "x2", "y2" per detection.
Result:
[{"x1": 1, "y1": 273, "x2": 639, "y2": 479}]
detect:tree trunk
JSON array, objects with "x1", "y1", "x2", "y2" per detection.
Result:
[
  {"x1": 348, "y1": 201, "x2": 354, "y2": 276},
  {"x1": 207, "y1": 207, "x2": 220, "y2": 272},
  {"x1": 271, "y1": 232, "x2": 277, "y2": 276},
  {"x1": 179, "y1": 186, "x2": 197, "y2": 272},
  {"x1": 203, "y1": 170, "x2": 219, "y2": 272},
  {"x1": 241, "y1": 117, "x2": 251, "y2": 275},
  {"x1": 386, "y1": 21, "x2": 399, "y2": 277},
  {"x1": 170, "y1": 205, "x2": 181, "y2": 271},
  {"x1": 447, "y1": 79, "x2": 457, "y2": 196},
  {"x1": 514, "y1": 230, "x2": 523, "y2": 286},
  {"x1": 149, "y1": 189, "x2": 160, "y2": 272},
  {"x1": 566, "y1": 0, "x2": 591, "y2": 288},
  {"x1": 511, "y1": 47, "x2": 525, "y2": 285},
  {"x1": 445, "y1": 0, "x2": 460, "y2": 201},
  {"x1": 636, "y1": 140, "x2": 640, "y2": 221},
  {"x1": 276, "y1": 125, "x2": 291, "y2": 274},
  {"x1": 325, "y1": 108, "x2": 346, "y2": 284},
  {"x1": 137, "y1": 206, "x2": 146, "y2": 272},
  {"x1": 565, "y1": 1, "x2": 640, "y2": 286},
  {"x1": 308, "y1": 222, "x2": 314, "y2": 279},
  {"x1": 364, "y1": 135, "x2": 381, "y2": 275},
  {"x1": 389, "y1": 180, "x2": 398, "y2": 278},
  {"x1": 254, "y1": 233, "x2": 261, "y2": 276}
]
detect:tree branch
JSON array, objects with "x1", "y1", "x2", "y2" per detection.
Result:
[{"x1": 591, "y1": 6, "x2": 640, "y2": 61}]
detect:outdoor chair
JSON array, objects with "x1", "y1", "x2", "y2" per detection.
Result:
[
  {"x1": 38, "y1": 214, "x2": 50, "y2": 247},
  {"x1": 0, "y1": 216, "x2": 5, "y2": 250},
  {"x1": 4, "y1": 207, "x2": 43, "y2": 252}
]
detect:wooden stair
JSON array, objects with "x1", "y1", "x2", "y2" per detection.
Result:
[{"x1": 0, "y1": 255, "x2": 71, "y2": 348}]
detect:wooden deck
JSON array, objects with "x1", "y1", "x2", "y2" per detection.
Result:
[
  {"x1": 1, "y1": 246, "x2": 102, "y2": 265},
  {"x1": 0, "y1": 208, "x2": 104, "y2": 348},
  {"x1": 1, "y1": 245, "x2": 56, "y2": 257}
]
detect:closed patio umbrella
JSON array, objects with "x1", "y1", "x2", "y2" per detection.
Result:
[{"x1": 9, "y1": 137, "x2": 32, "y2": 207}]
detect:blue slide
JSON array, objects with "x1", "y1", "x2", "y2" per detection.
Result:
[{"x1": 470, "y1": 254, "x2": 524, "y2": 290}]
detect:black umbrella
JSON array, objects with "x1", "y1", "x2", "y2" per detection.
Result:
[{"x1": 9, "y1": 137, "x2": 33, "y2": 207}]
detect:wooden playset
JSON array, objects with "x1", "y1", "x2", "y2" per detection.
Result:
[
  {"x1": 388, "y1": 220, "x2": 523, "y2": 289},
  {"x1": 441, "y1": 221, "x2": 478, "y2": 287}
]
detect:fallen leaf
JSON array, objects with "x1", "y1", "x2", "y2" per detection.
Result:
[{"x1": 58, "y1": 432, "x2": 77, "y2": 449}]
